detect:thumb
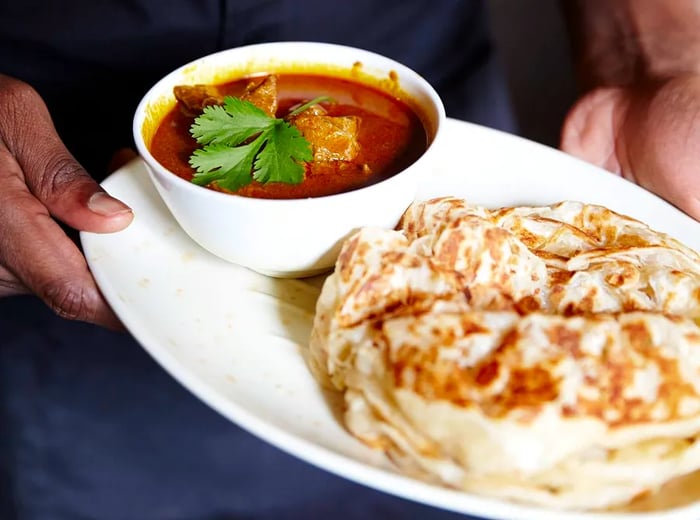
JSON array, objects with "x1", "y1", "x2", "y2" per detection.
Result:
[
  {"x1": 615, "y1": 75, "x2": 700, "y2": 220},
  {"x1": 0, "y1": 76, "x2": 133, "y2": 233},
  {"x1": 560, "y1": 87, "x2": 629, "y2": 175}
]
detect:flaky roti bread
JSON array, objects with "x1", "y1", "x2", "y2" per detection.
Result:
[{"x1": 308, "y1": 197, "x2": 700, "y2": 510}]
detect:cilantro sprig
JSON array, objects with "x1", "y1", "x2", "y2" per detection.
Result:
[{"x1": 188, "y1": 96, "x2": 313, "y2": 191}]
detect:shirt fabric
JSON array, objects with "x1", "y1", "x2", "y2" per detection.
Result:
[{"x1": 0, "y1": 1, "x2": 514, "y2": 518}]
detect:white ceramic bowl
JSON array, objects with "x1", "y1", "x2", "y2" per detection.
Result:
[{"x1": 133, "y1": 41, "x2": 445, "y2": 278}]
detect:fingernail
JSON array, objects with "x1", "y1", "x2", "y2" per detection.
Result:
[{"x1": 88, "y1": 192, "x2": 132, "y2": 216}]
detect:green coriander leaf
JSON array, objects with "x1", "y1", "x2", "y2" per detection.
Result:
[
  {"x1": 253, "y1": 121, "x2": 312, "y2": 184},
  {"x1": 190, "y1": 97, "x2": 273, "y2": 146},
  {"x1": 190, "y1": 132, "x2": 267, "y2": 191},
  {"x1": 188, "y1": 94, "x2": 316, "y2": 190}
]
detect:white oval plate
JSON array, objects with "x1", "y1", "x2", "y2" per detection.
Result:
[{"x1": 81, "y1": 118, "x2": 700, "y2": 520}]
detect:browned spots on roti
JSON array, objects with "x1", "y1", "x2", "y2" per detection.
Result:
[
  {"x1": 475, "y1": 360, "x2": 500, "y2": 386},
  {"x1": 496, "y1": 367, "x2": 559, "y2": 410},
  {"x1": 324, "y1": 197, "x2": 700, "y2": 430},
  {"x1": 338, "y1": 234, "x2": 361, "y2": 282},
  {"x1": 547, "y1": 324, "x2": 582, "y2": 357},
  {"x1": 617, "y1": 234, "x2": 652, "y2": 248},
  {"x1": 514, "y1": 295, "x2": 542, "y2": 315}
]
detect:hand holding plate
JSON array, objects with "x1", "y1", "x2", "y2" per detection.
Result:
[
  {"x1": 0, "y1": 74, "x2": 132, "y2": 327},
  {"x1": 560, "y1": 74, "x2": 700, "y2": 220}
]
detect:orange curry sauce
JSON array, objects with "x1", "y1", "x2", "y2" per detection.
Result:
[{"x1": 149, "y1": 74, "x2": 427, "y2": 199}]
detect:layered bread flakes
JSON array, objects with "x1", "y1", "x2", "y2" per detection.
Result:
[{"x1": 308, "y1": 197, "x2": 700, "y2": 510}]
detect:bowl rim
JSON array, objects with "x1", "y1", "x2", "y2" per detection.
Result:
[{"x1": 132, "y1": 40, "x2": 447, "y2": 207}]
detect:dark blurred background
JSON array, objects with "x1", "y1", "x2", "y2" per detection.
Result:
[{"x1": 487, "y1": 0, "x2": 578, "y2": 147}]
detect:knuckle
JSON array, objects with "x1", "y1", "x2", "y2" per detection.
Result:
[
  {"x1": 35, "y1": 153, "x2": 86, "y2": 201},
  {"x1": 41, "y1": 279, "x2": 96, "y2": 322}
]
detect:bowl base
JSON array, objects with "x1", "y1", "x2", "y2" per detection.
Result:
[{"x1": 249, "y1": 265, "x2": 333, "y2": 279}]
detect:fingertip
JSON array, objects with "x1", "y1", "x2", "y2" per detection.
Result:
[
  {"x1": 99, "y1": 210, "x2": 135, "y2": 233},
  {"x1": 87, "y1": 191, "x2": 132, "y2": 217},
  {"x1": 677, "y1": 196, "x2": 700, "y2": 224},
  {"x1": 96, "y1": 307, "x2": 128, "y2": 332},
  {"x1": 85, "y1": 191, "x2": 134, "y2": 232},
  {"x1": 559, "y1": 87, "x2": 628, "y2": 174}
]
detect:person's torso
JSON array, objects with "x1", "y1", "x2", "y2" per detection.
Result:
[{"x1": 0, "y1": 0, "x2": 508, "y2": 176}]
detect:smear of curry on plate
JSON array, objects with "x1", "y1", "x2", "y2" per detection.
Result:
[{"x1": 149, "y1": 73, "x2": 427, "y2": 199}]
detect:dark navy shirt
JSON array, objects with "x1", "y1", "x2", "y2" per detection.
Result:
[
  {"x1": 0, "y1": 0, "x2": 513, "y2": 175},
  {"x1": 0, "y1": 2, "x2": 512, "y2": 519}
]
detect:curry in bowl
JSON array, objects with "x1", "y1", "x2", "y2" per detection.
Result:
[
  {"x1": 133, "y1": 42, "x2": 445, "y2": 277},
  {"x1": 149, "y1": 72, "x2": 428, "y2": 199}
]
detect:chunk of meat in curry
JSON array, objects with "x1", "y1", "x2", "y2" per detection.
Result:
[
  {"x1": 290, "y1": 105, "x2": 360, "y2": 163},
  {"x1": 172, "y1": 84, "x2": 223, "y2": 115},
  {"x1": 173, "y1": 74, "x2": 362, "y2": 165},
  {"x1": 240, "y1": 75, "x2": 278, "y2": 117}
]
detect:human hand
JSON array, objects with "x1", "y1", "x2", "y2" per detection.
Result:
[
  {"x1": 0, "y1": 74, "x2": 133, "y2": 328},
  {"x1": 560, "y1": 73, "x2": 700, "y2": 220}
]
